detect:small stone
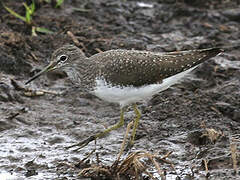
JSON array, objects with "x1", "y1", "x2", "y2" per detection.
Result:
[
  {"x1": 222, "y1": 8, "x2": 240, "y2": 21},
  {"x1": 233, "y1": 110, "x2": 240, "y2": 122},
  {"x1": 215, "y1": 102, "x2": 234, "y2": 116},
  {"x1": 0, "y1": 82, "x2": 12, "y2": 102},
  {"x1": 46, "y1": 136, "x2": 64, "y2": 145}
]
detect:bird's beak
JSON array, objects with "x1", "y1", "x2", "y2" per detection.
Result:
[{"x1": 25, "y1": 61, "x2": 56, "y2": 85}]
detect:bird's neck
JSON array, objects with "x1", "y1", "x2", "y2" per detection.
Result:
[{"x1": 65, "y1": 59, "x2": 98, "y2": 90}]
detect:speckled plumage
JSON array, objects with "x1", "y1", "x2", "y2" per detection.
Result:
[
  {"x1": 90, "y1": 48, "x2": 221, "y2": 87},
  {"x1": 26, "y1": 45, "x2": 222, "y2": 107}
]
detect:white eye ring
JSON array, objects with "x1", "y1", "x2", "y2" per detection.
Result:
[{"x1": 58, "y1": 54, "x2": 68, "y2": 62}]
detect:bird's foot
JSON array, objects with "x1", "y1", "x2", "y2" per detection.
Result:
[
  {"x1": 66, "y1": 135, "x2": 96, "y2": 151},
  {"x1": 126, "y1": 141, "x2": 134, "y2": 150}
]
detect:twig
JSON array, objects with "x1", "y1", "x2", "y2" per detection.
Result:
[
  {"x1": 116, "y1": 121, "x2": 134, "y2": 162},
  {"x1": 203, "y1": 159, "x2": 210, "y2": 178},
  {"x1": 230, "y1": 140, "x2": 238, "y2": 174}
]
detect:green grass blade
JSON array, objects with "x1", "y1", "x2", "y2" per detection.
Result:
[
  {"x1": 55, "y1": 0, "x2": 64, "y2": 8},
  {"x1": 3, "y1": 4, "x2": 26, "y2": 22},
  {"x1": 25, "y1": 11, "x2": 31, "y2": 24},
  {"x1": 36, "y1": 27, "x2": 54, "y2": 34},
  {"x1": 23, "y1": 2, "x2": 35, "y2": 24},
  {"x1": 23, "y1": 2, "x2": 32, "y2": 24},
  {"x1": 23, "y1": 3, "x2": 31, "y2": 13},
  {"x1": 31, "y1": 1, "x2": 35, "y2": 14}
]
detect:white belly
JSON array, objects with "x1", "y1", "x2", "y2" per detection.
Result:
[{"x1": 91, "y1": 66, "x2": 197, "y2": 107}]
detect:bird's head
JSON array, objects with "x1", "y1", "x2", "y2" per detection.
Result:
[{"x1": 25, "y1": 45, "x2": 86, "y2": 84}]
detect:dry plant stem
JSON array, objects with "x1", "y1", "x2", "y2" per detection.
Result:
[
  {"x1": 210, "y1": 106, "x2": 222, "y2": 115},
  {"x1": 155, "y1": 151, "x2": 175, "y2": 170},
  {"x1": 149, "y1": 155, "x2": 165, "y2": 179},
  {"x1": 37, "y1": 89, "x2": 60, "y2": 95},
  {"x1": 24, "y1": 89, "x2": 60, "y2": 96},
  {"x1": 130, "y1": 104, "x2": 141, "y2": 145},
  {"x1": 79, "y1": 149, "x2": 172, "y2": 179},
  {"x1": 66, "y1": 31, "x2": 87, "y2": 52},
  {"x1": 67, "y1": 31, "x2": 81, "y2": 47},
  {"x1": 116, "y1": 121, "x2": 134, "y2": 162},
  {"x1": 138, "y1": 152, "x2": 165, "y2": 180},
  {"x1": 200, "y1": 127, "x2": 223, "y2": 144},
  {"x1": 118, "y1": 151, "x2": 163, "y2": 179},
  {"x1": 11, "y1": 79, "x2": 60, "y2": 95},
  {"x1": 79, "y1": 166, "x2": 111, "y2": 177},
  {"x1": 162, "y1": 151, "x2": 173, "y2": 159},
  {"x1": 118, "y1": 151, "x2": 142, "y2": 173},
  {"x1": 135, "y1": 152, "x2": 162, "y2": 180},
  {"x1": 203, "y1": 159, "x2": 209, "y2": 175},
  {"x1": 230, "y1": 141, "x2": 238, "y2": 173},
  {"x1": 95, "y1": 48, "x2": 103, "y2": 53}
]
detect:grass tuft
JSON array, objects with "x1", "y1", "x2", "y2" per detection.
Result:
[
  {"x1": 2, "y1": 0, "x2": 54, "y2": 36},
  {"x1": 55, "y1": 0, "x2": 64, "y2": 8}
]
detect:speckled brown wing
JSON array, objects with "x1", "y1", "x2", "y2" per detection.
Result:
[{"x1": 90, "y1": 48, "x2": 222, "y2": 87}]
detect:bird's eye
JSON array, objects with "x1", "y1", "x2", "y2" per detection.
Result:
[{"x1": 58, "y1": 54, "x2": 68, "y2": 62}]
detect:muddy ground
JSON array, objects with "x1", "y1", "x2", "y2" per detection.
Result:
[{"x1": 0, "y1": 0, "x2": 240, "y2": 179}]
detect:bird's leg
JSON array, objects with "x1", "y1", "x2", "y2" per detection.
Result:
[
  {"x1": 95, "y1": 108, "x2": 125, "y2": 138},
  {"x1": 130, "y1": 104, "x2": 141, "y2": 145},
  {"x1": 66, "y1": 108, "x2": 125, "y2": 150}
]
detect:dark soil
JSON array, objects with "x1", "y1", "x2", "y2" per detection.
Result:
[{"x1": 0, "y1": 0, "x2": 240, "y2": 179}]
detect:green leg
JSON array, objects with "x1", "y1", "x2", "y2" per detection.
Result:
[
  {"x1": 95, "y1": 108, "x2": 125, "y2": 139},
  {"x1": 66, "y1": 108, "x2": 125, "y2": 150},
  {"x1": 130, "y1": 104, "x2": 141, "y2": 145}
]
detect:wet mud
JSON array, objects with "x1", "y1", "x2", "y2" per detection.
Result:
[{"x1": 0, "y1": 0, "x2": 240, "y2": 179}]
